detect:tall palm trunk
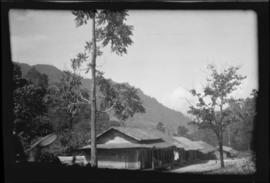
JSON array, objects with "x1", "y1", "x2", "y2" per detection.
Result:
[{"x1": 90, "y1": 15, "x2": 97, "y2": 168}]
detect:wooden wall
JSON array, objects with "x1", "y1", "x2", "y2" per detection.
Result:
[
  {"x1": 214, "y1": 151, "x2": 228, "y2": 159},
  {"x1": 96, "y1": 149, "x2": 140, "y2": 169}
]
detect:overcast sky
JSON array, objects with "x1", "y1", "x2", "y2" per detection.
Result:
[{"x1": 9, "y1": 10, "x2": 258, "y2": 114}]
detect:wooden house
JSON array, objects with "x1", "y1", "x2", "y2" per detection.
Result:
[
  {"x1": 193, "y1": 140, "x2": 216, "y2": 160},
  {"x1": 80, "y1": 127, "x2": 175, "y2": 170},
  {"x1": 173, "y1": 136, "x2": 202, "y2": 163},
  {"x1": 214, "y1": 146, "x2": 238, "y2": 159}
]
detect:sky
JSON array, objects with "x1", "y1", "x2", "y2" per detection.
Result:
[{"x1": 9, "y1": 9, "x2": 258, "y2": 114}]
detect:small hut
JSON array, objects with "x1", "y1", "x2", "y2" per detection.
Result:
[
  {"x1": 214, "y1": 146, "x2": 238, "y2": 159},
  {"x1": 193, "y1": 140, "x2": 216, "y2": 160},
  {"x1": 173, "y1": 137, "x2": 201, "y2": 163}
]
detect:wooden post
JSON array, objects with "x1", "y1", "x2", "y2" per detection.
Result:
[{"x1": 152, "y1": 147, "x2": 156, "y2": 170}]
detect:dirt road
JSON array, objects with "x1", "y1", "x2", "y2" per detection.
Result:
[{"x1": 170, "y1": 158, "x2": 254, "y2": 174}]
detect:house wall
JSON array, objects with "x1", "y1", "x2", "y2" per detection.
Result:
[
  {"x1": 152, "y1": 148, "x2": 174, "y2": 169},
  {"x1": 174, "y1": 149, "x2": 199, "y2": 163},
  {"x1": 84, "y1": 149, "x2": 141, "y2": 169},
  {"x1": 83, "y1": 147, "x2": 174, "y2": 170},
  {"x1": 196, "y1": 151, "x2": 216, "y2": 160},
  {"x1": 185, "y1": 150, "x2": 196, "y2": 161},
  {"x1": 214, "y1": 151, "x2": 228, "y2": 159},
  {"x1": 138, "y1": 148, "x2": 152, "y2": 169},
  {"x1": 177, "y1": 149, "x2": 186, "y2": 163}
]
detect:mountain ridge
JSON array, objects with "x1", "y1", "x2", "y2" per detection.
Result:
[{"x1": 14, "y1": 61, "x2": 193, "y2": 134}]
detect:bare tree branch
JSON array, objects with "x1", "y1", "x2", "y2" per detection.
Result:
[
  {"x1": 99, "y1": 102, "x2": 116, "y2": 113},
  {"x1": 185, "y1": 97, "x2": 193, "y2": 107},
  {"x1": 68, "y1": 101, "x2": 90, "y2": 108},
  {"x1": 78, "y1": 91, "x2": 91, "y2": 103}
]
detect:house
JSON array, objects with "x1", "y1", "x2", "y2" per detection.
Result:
[
  {"x1": 173, "y1": 136, "x2": 202, "y2": 163},
  {"x1": 214, "y1": 146, "x2": 238, "y2": 159},
  {"x1": 193, "y1": 140, "x2": 216, "y2": 160},
  {"x1": 79, "y1": 127, "x2": 176, "y2": 170}
]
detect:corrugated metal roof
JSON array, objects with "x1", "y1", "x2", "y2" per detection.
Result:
[
  {"x1": 82, "y1": 127, "x2": 178, "y2": 150},
  {"x1": 81, "y1": 141, "x2": 174, "y2": 149},
  {"x1": 98, "y1": 127, "x2": 162, "y2": 141},
  {"x1": 146, "y1": 130, "x2": 186, "y2": 149},
  {"x1": 173, "y1": 137, "x2": 201, "y2": 151},
  {"x1": 216, "y1": 146, "x2": 238, "y2": 154},
  {"x1": 84, "y1": 127, "x2": 184, "y2": 150},
  {"x1": 193, "y1": 141, "x2": 216, "y2": 154}
]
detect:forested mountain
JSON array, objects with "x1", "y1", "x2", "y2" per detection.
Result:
[{"x1": 15, "y1": 62, "x2": 193, "y2": 135}]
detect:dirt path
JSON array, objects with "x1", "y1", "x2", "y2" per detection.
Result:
[{"x1": 170, "y1": 158, "x2": 249, "y2": 173}]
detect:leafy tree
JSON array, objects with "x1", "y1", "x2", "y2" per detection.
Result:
[
  {"x1": 47, "y1": 71, "x2": 86, "y2": 131},
  {"x1": 156, "y1": 122, "x2": 166, "y2": 133},
  {"x1": 71, "y1": 9, "x2": 134, "y2": 167},
  {"x1": 188, "y1": 65, "x2": 246, "y2": 168},
  {"x1": 13, "y1": 64, "x2": 53, "y2": 150},
  {"x1": 225, "y1": 89, "x2": 257, "y2": 151},
  {"x1": 177, "y1": 126, "x2": 189, "y2": 137},
  {"x1": 45, "y1": 71, "x2": 91, "y2": 155},
  {"x1": 189, "y1": 128, "x2": 218, "y2": 146},
  {"x1": 13, "y1": 64, "x2": 28, "y2": 89},
  {"x1": 96, "y1": 71, "x2": 145, "y2": 121}
]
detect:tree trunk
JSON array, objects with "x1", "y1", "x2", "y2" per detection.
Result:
[
  {"x1": 90, "y1": 15, "x2": 97, "y2": 168},
  {"x1": 228, "y1": 126, "x2": 231, "y2": 147},
  {"x1": 218, "y1": 136, "x2": 225, "y2": 168}
]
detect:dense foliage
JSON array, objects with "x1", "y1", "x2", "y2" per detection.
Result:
[{"x1": 13, "y1": 64, "x2": 53, "y2": 150}]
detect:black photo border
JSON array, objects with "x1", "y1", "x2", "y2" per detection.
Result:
[{"x1": 1, "y1": 1, "x2": 269, "y2": 183}]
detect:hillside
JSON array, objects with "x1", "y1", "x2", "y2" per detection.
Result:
[{"x1": 14, "y1": 62, "x2": 193, "y2": 134}]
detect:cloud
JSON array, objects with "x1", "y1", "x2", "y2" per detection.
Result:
[
  {"x1": 160, "y1": 76, "x2": 256, "y2": 116},
  {"x1": 160, "y1": 86, "x2": 196, "y2": 115}
]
